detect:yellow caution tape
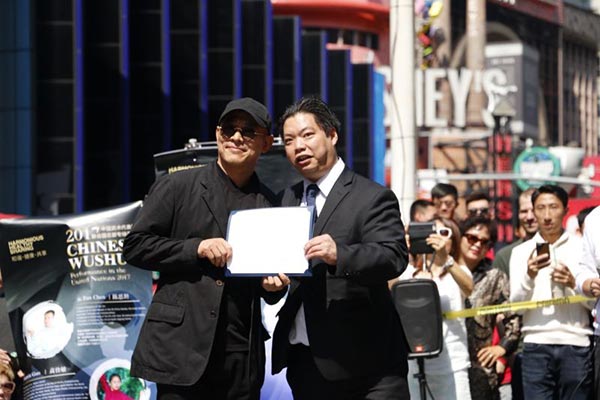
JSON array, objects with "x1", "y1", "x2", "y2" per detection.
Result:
[{"x1": 444, "y1": 295, "x2": 595, "y2": 319}]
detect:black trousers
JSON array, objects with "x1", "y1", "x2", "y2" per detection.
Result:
[
  {"x1": 286, "y1": 344, "x2": 409, "y2": 400},
  {"x1": 157, "y1": 350, "x2": 260, "y2": 400},
  {"x1": 510, "y1": 352, "x2": 524, "y2": 400}
]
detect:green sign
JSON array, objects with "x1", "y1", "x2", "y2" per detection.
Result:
[{"x1": 513, "y1": 147, "x2": 561, "y2": 190}]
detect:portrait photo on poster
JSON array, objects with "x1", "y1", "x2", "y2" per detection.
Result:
[
  {"x1": 22, "y1": 301, "x2": 74, "y2": 359},
  {"x1": 89, "y1": 358, "x2": 150, "y2": 400}
]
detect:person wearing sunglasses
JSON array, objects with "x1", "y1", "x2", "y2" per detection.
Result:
[
  {"x1": 464, "y1": 192, "x2": 494, "y2": 220},
  {"x1": 398, "y1": 217, "x2": 474, "y2": 400},
  {"x1": 0, "y1": 363, "x2": 15, "y2": 400},
  {"x1": 431, "y1": 183, "x2": 459, "y2": 220},
  {"x1": 458, "y1": 216, "x2": 521, "y2": 400},
  {"x1": 123, "y1": 98, "x2": 290, "y2": 400}
]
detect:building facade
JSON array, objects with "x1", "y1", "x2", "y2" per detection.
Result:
[{"x1": 0, "y1": 0, "x2": 598, "y2": 216}]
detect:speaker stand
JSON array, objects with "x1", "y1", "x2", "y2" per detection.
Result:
[{"x1": 414, "y1": 358, "x2": 435, "y2": 400}]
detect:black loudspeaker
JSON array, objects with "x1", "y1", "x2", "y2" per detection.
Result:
[{"x1": 391, "y1": 279, "x2": 443, "y2": 359}]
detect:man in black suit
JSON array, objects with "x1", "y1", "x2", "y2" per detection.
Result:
[
  {"x1": 123, "y1": 98, "x2": 289, "y2": 400},
  {"x1": 272, "y1": 97, "x2": 410, "y2": 399}
]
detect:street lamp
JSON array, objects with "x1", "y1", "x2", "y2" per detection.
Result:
[{"x1": 492, "y1": 98, "x2": 516, "y2": 135}]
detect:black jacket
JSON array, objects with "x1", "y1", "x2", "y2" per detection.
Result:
[
  {"x1": 124, "y1": 162, "x2": 283, "y2": 386},
  {"x1": 272, "y1": 168, "x2": 409, "y2": 380}
]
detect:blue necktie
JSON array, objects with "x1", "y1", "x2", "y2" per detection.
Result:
[{"x1": 306, "y1": 184, "x2": 319, "y2": 221}]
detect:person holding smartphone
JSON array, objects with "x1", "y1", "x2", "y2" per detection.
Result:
[
  {"x1": 509, "y1": 185, "x2": 593, "y2": 400},
  {"x1": 397, "y1": 217, "x2": 473, "y2": 400}
]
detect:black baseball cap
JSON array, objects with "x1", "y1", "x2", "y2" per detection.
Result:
[{"x1": 219, "y1": 97, "x2": 272, "y2": 133}]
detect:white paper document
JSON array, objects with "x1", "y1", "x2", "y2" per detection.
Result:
[{"x1": 226, "y1": 206, "x2": 314, "y2": 276}]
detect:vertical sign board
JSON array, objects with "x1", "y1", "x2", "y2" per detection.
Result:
[
  {"x1": 169, "y1": 0, "x2": 208, "y2": 144},
  {"x1": 0, "y1": 0, "x2": 33, "y2": 215},
  {"x1": 241, "y1": 0, "x2": 273, "y2": 115},
  {"x1": 273, "y1": 16, "x2": 302, "y2": 125},
  {"x1": 207, "y1": 0, "x2": 241, "y2": 133},
  {"x1": 129, "y1": 0, "x2": 169, "y2": 202},
  {"x1": 485, "y1": 43, "x2": 539, "y2": 138},
  {"x1": 327, "y1": 49, "x2": 353, "y2": 167},
  {"x1": 301, "y1": 30, "x2": 328, "y2": 100},
  {"x1": 352, "y1": 63, "x2": 374, "y2": 179},
  {"x1": 35, "y1": 0, "x2": 77, "y2": 215},
  {"x1": 491, "y1": 127, "x2": 516, "y2": 246},
  {"x1": 372, "y1": 71, "x2": 385, "y2": 185},
  {"x1": 83, "y1": 0, "x2": 128, "y2": 210}
]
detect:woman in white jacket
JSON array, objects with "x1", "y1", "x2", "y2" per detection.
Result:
[{"x1": 398, "y1": 217, "x2": 473, "y2": 400}]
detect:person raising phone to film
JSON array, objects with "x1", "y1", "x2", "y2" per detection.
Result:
[{"x1": 394, "y1": 217, "x2": 473, "y2": 400}]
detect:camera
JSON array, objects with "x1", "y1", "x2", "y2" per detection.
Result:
[
  {"x1": 407, "y1": 222, "x2": 452, "y2": 255},
  {"x1": 408, "y1": 222, "x2": 436, "y2": 255}
]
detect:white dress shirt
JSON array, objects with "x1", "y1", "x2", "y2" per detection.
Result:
[
  {"x1": 575, "y1": 206, "x2": 600, "y2": 335},
  {"x1": 289, "y1": 158, "x2": 345, "y2": 346}
]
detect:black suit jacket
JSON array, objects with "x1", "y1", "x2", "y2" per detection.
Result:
[
  {"x1": 272, "y1": 167, "x2": 409, "y2": 380},
  {"x1": 123, "y1": 162, "x2": 282, "y2": 386}
]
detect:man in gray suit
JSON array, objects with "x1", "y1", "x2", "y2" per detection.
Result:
[{"x1": 272, "y1": 97, "x2": 410, "y2": 400}]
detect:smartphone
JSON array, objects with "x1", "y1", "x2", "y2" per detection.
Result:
[
  {"x1": 408, "y1": 222, "x2": 436, "y2": 255},
  {"x1": 536, "y1": 242, "x2": 550, "y2": 258}
]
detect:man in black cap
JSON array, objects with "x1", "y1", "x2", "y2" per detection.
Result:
[{"x1": 124, "y1": 97, "x2": 290, "y2": 400}]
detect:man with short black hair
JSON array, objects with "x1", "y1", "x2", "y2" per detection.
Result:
[
  {"x1": 465, "y1": 192, "x2": 493, "y2": 219},
  {"x1": 431, "y1": 183, "x2": 458, "y2": 220},
  {"x1": 124, "y1": 98, "x2": 289, "y2": 400},
  {"x1": 273, "y1": 97, "x2": 410, "y2": 399},
  {"x1": 509, "y1": 185, "x2": 593, "y2": 400},
  {"x1": 409, "y1": 199, "x2": 436, "y2": 222}
]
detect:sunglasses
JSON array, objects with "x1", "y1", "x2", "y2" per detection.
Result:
[
  {"x1": 218, "y1": 125, "x2": 265, "y2": 141},
  {"x1": 463, "y1": 233, "x2": 491, "y2": 247},
  {"x1": 437, "y1": 227, "x2": 452, "y2": 238},
  {"x1": 468, "y1": 207, "x2": 489, "y2": 216},
  {"x1": 0, "y1": 382, "x2": 15, "y2": 393},
  {"x1": 433, "y1": 199, "x2": 456, "y2": 208}
]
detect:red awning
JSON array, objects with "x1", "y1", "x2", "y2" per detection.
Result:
[{"x1": 0, "y1": 213, "x2": 23, "y2": 219}]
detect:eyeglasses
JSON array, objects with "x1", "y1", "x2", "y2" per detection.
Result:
[
  {"x1": 218, "y1": 125, "x2": 265, "y2": 141},
  {"x1": 468, "y1": 207, "x2": 489, "y2": 216},
  {"x1": 433, "y1": 199, "x2": 456, "y2": 208},
  {"x1": 463, "y1": 233, "x2": 491, "y2": 247},
  {"x1": 0, "y1": 382, "x2": 15, "y2": 393}
]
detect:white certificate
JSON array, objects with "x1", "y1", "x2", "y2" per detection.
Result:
[{"x1": 226, "y1": 206, "x2": 314, "y2": 276}]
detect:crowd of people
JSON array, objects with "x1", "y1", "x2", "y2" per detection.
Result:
[
  {"x1": 1, "y1": 96, "x2": 599, "y2": 400},
  {"x1": 397, "y1": 181, "x2": 599, "y2": 400}
]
